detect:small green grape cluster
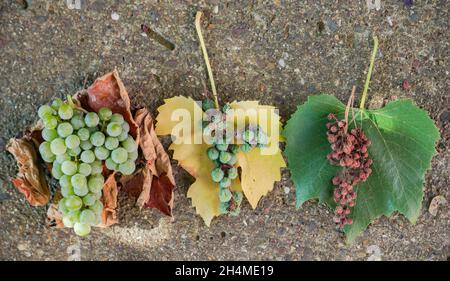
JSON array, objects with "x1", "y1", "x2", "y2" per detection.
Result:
[
  {"x1": 238, "y1": 124, "x2": 270, "y2": 152},
  {"x1": 202, "y1": 100, "x2": 269, "y2": 216},
  {"x1": 37, "y1": 97, "x2": 138, "y2": 236}
]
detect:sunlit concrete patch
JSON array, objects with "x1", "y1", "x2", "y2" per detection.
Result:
[{"x1": 103, "y1": 217, "x2": 173, "y2": 248}]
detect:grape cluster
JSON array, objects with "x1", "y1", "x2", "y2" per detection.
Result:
[
  {"x1": 326, "y1": 113, "x2": 373, "y2": 228},
  {"x1": 202, "y1": 100, "x2": 269, "y2": 216},
  {"x1": 37, "y1": 98, "x2": 138, "y2": 236}
]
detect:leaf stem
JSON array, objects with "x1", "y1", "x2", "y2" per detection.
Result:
[
  {"x1": 359, "y1": 36, "x2": 379, "y2": 110},
  {"x1": 344, "y1": 86, "x2": 356, "y2": 133},
  {"x1": 195, "y1": 11, "x2": 219, "y2": 109}
]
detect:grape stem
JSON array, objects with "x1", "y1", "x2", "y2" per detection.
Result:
[
  {"x1": 359, "y1": 35, "x2": 379, "y2": 110},
  {"x1": 195, "y1": 11, "x2": 220, "y2": 109},
  {"x1": 344, "y1": 86, "x2": 356, "y2": 133}
]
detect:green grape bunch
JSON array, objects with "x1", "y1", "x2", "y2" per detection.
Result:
[
  {"x1": 202, "y1": 99, "x2": 269, "y2": 216},
  {"x1": 37, "y1": 97, "x2": 139, "y2": 236}
]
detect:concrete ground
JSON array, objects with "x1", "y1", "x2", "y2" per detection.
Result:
[{"x1": 0, "y1": 0, "x2": 448, "y2": 260}]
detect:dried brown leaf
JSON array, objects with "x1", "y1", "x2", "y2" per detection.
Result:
[
  {"x1": 77, "y1": 70, "x2": 138, "y2": 138},
  {"x1": 7, "y1": 138, "x2": 49, "y2": 206},
  {"x1": 46, "y1": 192, "x2": 64, "y2": 228},
  {"x1": 100, "y1": 172, "x2": 119, "y2": 227}
]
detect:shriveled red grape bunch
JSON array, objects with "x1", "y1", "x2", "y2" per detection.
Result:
[{"x1": 326, "y1": 113, "x2": 373, "y2": 228}]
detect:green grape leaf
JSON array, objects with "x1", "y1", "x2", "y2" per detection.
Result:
[{"x1": 284, "y1": 94, "x2": 440, "y2": 243}]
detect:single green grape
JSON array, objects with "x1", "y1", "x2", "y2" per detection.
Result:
[
  {"x1": 51, "y1": 98, "x2": 63, "y2": 110},
  {"x1": 66, "y1": 209, "x2": 81, "y2": 220},
  {"x1": 84, "y1": 112, "x2": 99, "y2": 128},
  {"x1": 118, "y1": 160, "x2": 136, "y2": 175},
  {"x1": 38, "y1": 105, "x2": 54, "y2": 119},
  {"x1": 82, "y1": 193, "x2": 97, "y2": 206},
  {"x1": 79, "y1": 209, "x2": 96, "y2": 225},
  {"x1": 39, "y1": 141, "x2": 55, "y2": 159},
  {"x1": 71, "y1": 173, "x2": 87, "y2": 189},
  {"x1": 59, "y1": 175, "x2": 72, "y2": 188},
  {"x1": 92, "y1": 213, "x2": 102, "y2": 226},
  {"x1": 233, "y1": 191, "x2": 243, "y2": 204},
  {"x1": 56, "y1": 153, "x2": 70, "y2": 163},
  {"x1": 80, "y1": 140, "x2": 93, "y2": 150},
  {"x1": 74, "y1": 184, "x2": 89, "y2": 197},
  {"x1": 61, "y1": 160, "x2": 78, "y2": 176},
  {"x1": 202, "y1": 99, "x2": 215, "y2": 111},
  {"x1": 94, "y1": 146, "x2": 110, "y2": 160},
  {"x1": 117, "y1": 130, "x2": 128, "y2": 141},
  {"x1": 78, "y1": 162, "x2": 92, "y2": 176},
  {"x1": 62, "y1": 216, "x2": 75, "y2": 228},
  {"x1": 105, "y1": 157, "x2": 118, "y2": 171},
  {"x1": 219, "y1": 189, "x2": 232, "y2": 203},
  {"x1": 70, "y1": 114, "x2": 85, "y2": 130},
  {"x1": 227, "y1": 154, "x2": 237, "y2": 165},
  {"x1": 42, "y1": 115, "x2": 58, "y2": 129},
  {"x1": 61, "y1": 184, "x2": 74, "y2": 197},
  {"x1": 240, "y1": 143, "x2": 252, "y2": 153},
  {"x1": 74, "y1": 222, "x2": 91, "y2": 236},
  {"x1": 257, "y1": 130, "x2": 268, "y2": 145},
  {"x1": 211, "y1": 168, "x2": 224, "y2": 183},
  {"x1": 42, "y1": 128, "x2": 58, "y2": 142},
  {"x1": 98, "y1": 107, "x2": 112, "y2": 121},
  {"x1": 87, "y1": 175, "x2": 104, "y2": 193},
  {"x1": 104, "y1": 137, "x2": 119, "y2": 150},
  {"x1": 65, "y1": 195, "x2": 83, "y2": 211},
  {"x1": 229, "y1": 144, "x2": 240, "y2": 154},
  {"x1": 65, "y1": 135, "x2": 80, "y2": 149},
  {"x1": 57, "y1": 122, "x2": 73, "y2": 138},
  {"x1": 121, "y1": 122, "x2": 130, "y2": 134},
  {"x1": 219, "y1": 202, "x2": 229, "y2": 214},
  {"x1": 92, "y1": 191, "x2": 102, "y2": 200},
  {"x1": 111, "y1": 147, "x2": 128, "y2": 164},
  {"x1": 207, "y1": 147, "x2": 219, "y2": 160},
  {"x1": 121, "y1": 136, "x2": 137, "y2": 153},
  {"x1": 58, "y1": 103, "x2": 73, "y2": 120},
  {"x1": 90, "y1": 160, "x2": 103, "y2": 175},
  {"x1": 106, "y1": 122, "x2": 122, "y2": 137},
  {"x1": 242, "y1": 130, "x2": 255, "y2": 143},
  {"x1": 51, "y1": 162, "x2": 64, "y2": 180},
  {"x1": 227, "y1": 167, "x2": 238, "y2": 179},
  {"x1": 110, "y1": 113, "x2": 124, "y2": 124},
  {"x1": 58, "y1": 198, "x2": 69, "y2": 215},
  {"x1": 219, "y1": 176, "x2": 231, "y2": 188},
  {"x1": 90, "y1": 131, "x2": 105, "y2": 147},
  {"x1": 216, "y1": 144, "x2": 228, "y2": 151},
  {"x1": 128, "y1": 150, "x2": 138, "y2": 161},
  {"x1": 67, "y1": 146, "x2": 81, "y2": 157},
  {"x1": 222, "y1": 103, "x2": 231, "y2": 113},
  {"x1": 77, "y1": 128, "x2": 90, "y2": 141},
  {"x1": 219, "y1": 151, "x2": 232, "y2": 164},
  {"x1": 50, "y1": 138, "x2": 67, "y2": 155},
  {"x1": 80, "y1": 150, "x2": 95, "y2": 164}
]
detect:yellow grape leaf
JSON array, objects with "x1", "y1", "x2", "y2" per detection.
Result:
[
  {"x1": 155, "y1": 97, "x2": 284, "y2": 225},
  {"x1": 156, "y1": 96, "x2": 223, "y2": 225},
  {"x1": 237, "y1": 148, "x2": 285, "y2": 208}
]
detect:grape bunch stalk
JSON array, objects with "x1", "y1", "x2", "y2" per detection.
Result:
[
  {"x1": 326, "y1": 113, "x2": 373, "y2": 228},
  {"x1": 203, "y1": 100, "x2": 269, "y2": 216},
  {"x1": 37, "y1": 97, "x2": 138, "y2": 236}
]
